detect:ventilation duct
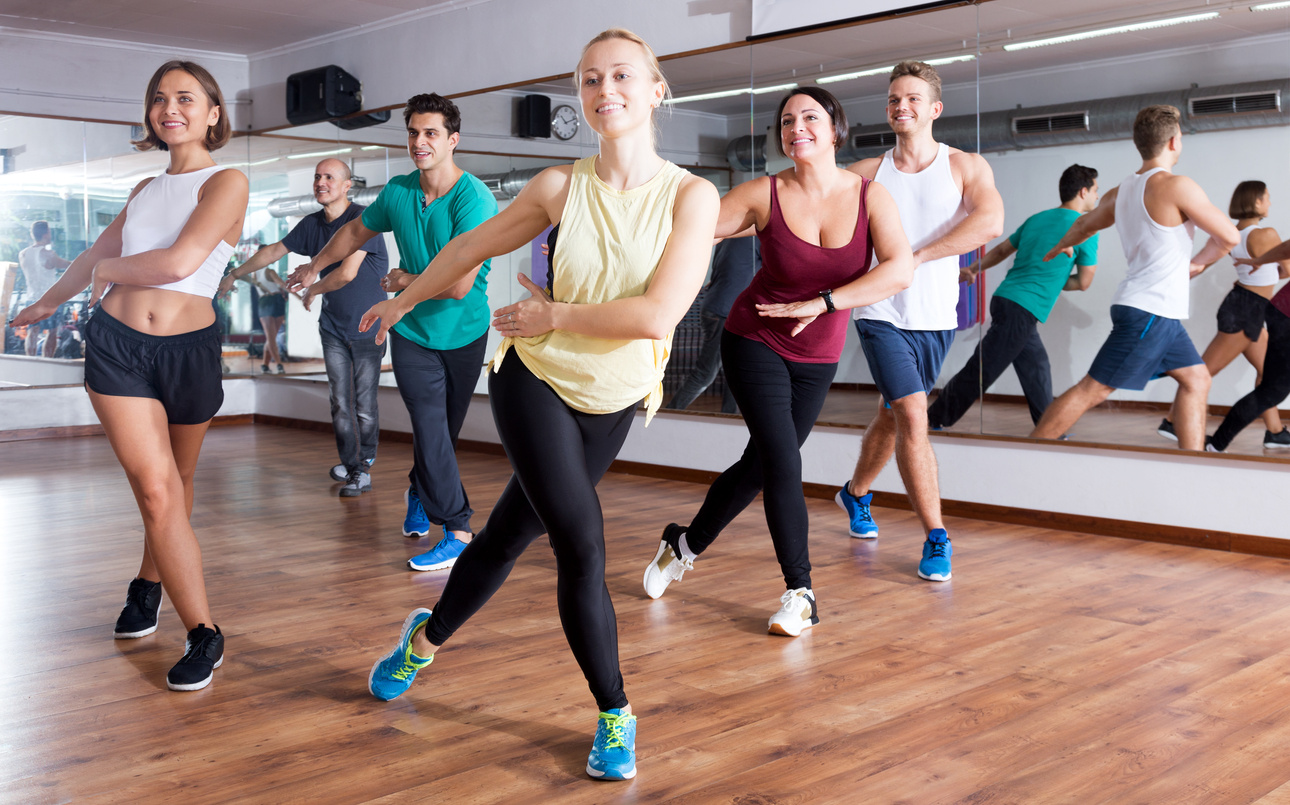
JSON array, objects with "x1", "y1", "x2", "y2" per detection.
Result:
[
  {"x1": 726, "y1": 135, "x2": 768, "y2": 172},
  {"x1": 266, "y1": 167, "x2": 549, "y2": 218},
  {"x1": 732, "y1": 79, "x2": 1290, "y2": 167}
]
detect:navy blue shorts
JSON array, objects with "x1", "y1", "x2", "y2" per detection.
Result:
[
  {"x1": 853, "y1": 319, "x2": 954, "y2": 403},
  {"x1": 83, "y1": 308, "x2": 224, "y2": 425},
  {"x1": 258, "y1": 293, "x2": 286, "y2": 318},
  {"x1": 1087, "y1": 305, "x2": 1202, "y2": 391}
]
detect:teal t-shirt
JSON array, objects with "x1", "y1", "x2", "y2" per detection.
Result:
[
  {"x1": 994, "y1": 207, "x2": 1098, "y2": 323},
  {"x1": 361, "y1": 169, "x2": 498, "y2": 350}
]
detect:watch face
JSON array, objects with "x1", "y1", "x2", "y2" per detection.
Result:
[{"x1": 551, "y1": 105, "x2": 579, "y2": 140}]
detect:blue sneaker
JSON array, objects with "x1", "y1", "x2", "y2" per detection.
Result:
[
  {"x1": 408, "y1": 528, "x2": 469, "y2": 571},
  {"x1": 835, "y1": 482, "x2": 878, "y2": 539},
  {"x1": 368, "y1": 608, "x2": 434, "y2": 701},
  {"x1": 586, "y1": 708, "x2": 637, "y2": 780},
  {"x1": 402, "y1": 487, "x2": 430, "y2": 538},
  {"x1": 919, "y1": 529, "x2": 952, "y2": 581}
]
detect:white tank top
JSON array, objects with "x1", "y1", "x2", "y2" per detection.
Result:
[
  {"x1": 1111, "y1": 168, "x2": 1195, "y2": 320},
  {"x1": 1231, "y1": 226, "x2": 1280, "y2": 287},
  {"x1": 118, "y1": 165, "x2": 237, "y2": 298},
  {"x1": 854, "y1": 142, "x2": 967, "y2": 330}
]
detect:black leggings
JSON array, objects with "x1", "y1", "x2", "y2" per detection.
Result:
[
  {"x1": 1212, "y1": 304, "x2": 1290, "y2": 451},
  {"x1": 422, "y1": 351, "x2": 636, "y2": 712},
  {"x1": 685, "y1": 331, "x2": 837, "y2": 591}
]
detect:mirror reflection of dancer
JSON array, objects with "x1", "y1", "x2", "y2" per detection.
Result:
[
  {"x1": 834, "y1": 61, "x2": 1004, "y2": 582},
  {"x1": 1034, "y1": 105, "x2": 1239, "y2": 451},
  {"x1": 1210, "y1": 232, "x2": 1290, "y2": 451},
  {"x1": 642, "y1": 87, "x2": 914, "y2": 636},
  {"x1": 292, "y1": 94, "x2": 496, "y2": 569},
  {"x1": 11, "y1": 61, "x2": 247, "y2": 690},
  {"x1": 18, "y1": 220, "x2": 71, "y2": 356},
  {"x1": 1158, "y1": 180, "x2": 1290, "y2": 447},
  {"x1": 929, "y1": 165, "x2": 1100, "y2": 429},
  {"x1": 358, "y1": 29, "x2": 718, "y2": 781}
]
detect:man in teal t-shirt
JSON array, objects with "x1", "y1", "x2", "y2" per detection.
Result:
[
  {"x1": 928, "y1": 164, "x2": 1100, "y2": 428},
  {"x1": 289, "y1": 93, "x2": 497, "y2": 570}
]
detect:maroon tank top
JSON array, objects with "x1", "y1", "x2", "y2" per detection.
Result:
[
  {"x1": 1273, "y1": 281, "x2": 1290, "y2": 319},
  {"x1": 725, "y1": 175, "x2": 873, "y2": 363}
]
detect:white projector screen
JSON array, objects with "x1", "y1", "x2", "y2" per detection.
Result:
[{"x1": 751, "y1": 0, "x2": 951, "y2": 38}]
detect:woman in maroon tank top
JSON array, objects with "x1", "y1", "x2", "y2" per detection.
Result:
[{"x1": 642, "y1": 87, "x2": 915, "y2": 635}]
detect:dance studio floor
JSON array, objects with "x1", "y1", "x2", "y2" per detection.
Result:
[{"x1": 6, "y1": 425, "x2": 1290, "y2": 803}]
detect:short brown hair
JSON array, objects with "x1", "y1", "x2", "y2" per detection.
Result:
[
  {"x1": 773, "y1": 87, "x2": 849, "y2": 157},
  {"x1": 1132, "y1": 105, "x2": 1181, "y2": 159},
  {"x1": 1229, "y1": 180, "x2": 1267, "y2": 219},
  {"x1": 403, "y1": 93, "x2": 461, "y2": 137},
  {"x1": 890, "y1": 61, "x2": 942, "y2": 104},
  {"x1": 132, "y1": 60, "x2": 231, "y2": 152}
]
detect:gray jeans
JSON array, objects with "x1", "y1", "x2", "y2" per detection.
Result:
[{"x1": 321, "y1": 330, "x2": 386, "y2": 472}]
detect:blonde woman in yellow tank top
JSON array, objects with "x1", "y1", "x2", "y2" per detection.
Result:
[{"x1": 359, "y1": 29, "x2": 719, "y2": 781}]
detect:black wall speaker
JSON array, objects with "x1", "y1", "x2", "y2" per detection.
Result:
[
  {"x1": 286, "y1": 65, "x2": 364, "y2": 126},
  {"x1": 517, "y1": 94, "x2": 552, "y2": 138}
]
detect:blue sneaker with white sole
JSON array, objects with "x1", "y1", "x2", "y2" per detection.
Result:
[
  {"x1": 918, "y1": 529, "x2": 952, "y2": 581},
  {"x1": 368, "y1": 608, "x2": 434, "y2": 701},
  {"x1": 408, "y1": 528, "x2": 469, "y2": 571},
  {"x1": 835, "y1": 482, "x2": 878, "y2": 538},
  {"x1": 403, "y1": 486, "x2": 430, "y2": 538},
  {"x1": 586, "y1": 708, "x2": 637, "y2": 780}
]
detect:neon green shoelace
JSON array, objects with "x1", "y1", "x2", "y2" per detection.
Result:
[{"x1": 598, "y1": 712, "x2": 635, "y2": 749}]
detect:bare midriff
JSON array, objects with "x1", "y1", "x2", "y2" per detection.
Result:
[
  {"x1": 1237, "y1": 280, "x2": 1276, "y2": 300},
  {"x1": 101, "y1": 285, "x2": 216, "y2": 335}
]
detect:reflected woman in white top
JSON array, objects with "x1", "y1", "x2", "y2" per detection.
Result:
[{"x1": 11, "y1": 61, "x2": 248, "y2": 691}]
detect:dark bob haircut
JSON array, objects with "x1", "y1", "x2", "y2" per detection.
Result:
[
  {"x1": 773, "y1": 87, "x2": 849, "y2": 157},
  {"x1": 131, "y1": 60, "x2": 231, "y2": 152}
]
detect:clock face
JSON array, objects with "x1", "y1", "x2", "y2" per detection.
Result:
[{"x1": 551, "y1": 105, "x2": 579, "y2": 140}]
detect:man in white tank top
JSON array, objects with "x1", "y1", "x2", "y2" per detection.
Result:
[
  {"x1": 1032, "y1": 105, "x2": 1239, "y2": 450},
  {"x1": 835, "y1": 61, "x2": 1004, "y2": 582}
]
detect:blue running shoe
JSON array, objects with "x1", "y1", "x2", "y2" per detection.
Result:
[
  {"x1": 586, "y1": 708, "x2": 637, "y2": 780},
  {"x1": 919, "y1": 529, "x2": 953, "y2": 581},
  {"x1": 403, "y1": 486, "x2": 430, "y2": 538},
  {"x1": 369, "y1": 608, "x2": 434, "y2": 701},
  {"x1": 408, "y1": 528, "x2": 468, "y2": 571},
  {"x1": 835, "y1": 482, "x2": 878, "y2": 539}
]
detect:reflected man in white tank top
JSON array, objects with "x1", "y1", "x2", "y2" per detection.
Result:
[
  {"x1": 836, "y1": 61, "x2": 1004, "y2": 582},
  {"x1": 1032, "y1": 105, "x2": 1240, "y2": 450}
]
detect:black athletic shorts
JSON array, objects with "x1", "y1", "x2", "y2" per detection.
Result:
[
  {"x1": 257, "y1": 292, "x2": 286, "y2": 318},
  {"x1": 83, "y1": 307, "x2": 224, "y2": 425},
  {"x1": 1216, "y1": 284, "x2": 1270, "y2": 341}
]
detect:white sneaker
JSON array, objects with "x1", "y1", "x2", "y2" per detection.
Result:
[
  {"x1": 767, "y1": 588, "x2": 818, "y2": 637},
  {"x1": 643, "y1": 523, "x2": 693, "y2": 600},
  {"x1": 329, "y1": 464, "x2": 348, "y2": 482}
]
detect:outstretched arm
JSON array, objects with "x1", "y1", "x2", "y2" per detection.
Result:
[
  {"x1": 219, "y1": 241, "x2": 289, "y2": 298},
  {"x1": 289, "y1": 217, "x2": 380, "y2": 291},
  {"x1": 961, "y1": 238, "x2": 1015, "y2": 283},
  {"x1": 1064, "y1": 264, "x2": 1097, "y2": 291},
  {"x1": 302, "y1": 250, "x2": 367, "y2": 310},
  {"x1": 1176, "y1": 176, "x2": 1240, "y2": 272},
  {"x1": 756, "y1": 181, "x2": 914, "y2": 335},
  {"x1": 1045, "y1": 187, "x2": 1117, "y2": 262},
  {"x1": 492, "y1": 175, "x2": 721, "y2": 341}
]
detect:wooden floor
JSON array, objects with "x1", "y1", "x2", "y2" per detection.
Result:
[
  {"x1": 680, "y1": 386, "x2": 1288, "y2": 458},
  {"x1": 6, "y1": 425, "x2": 1290, "y2": 804}
]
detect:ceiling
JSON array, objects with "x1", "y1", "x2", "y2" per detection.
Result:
[{"x1": 0, "y1": 0, "x2": 481, "y2": 55}]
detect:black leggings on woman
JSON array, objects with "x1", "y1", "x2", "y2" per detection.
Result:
[
  {"x1": 684, "y1": 331, "x2": 837, "y2": 591},
  {"x1": 1212, "y1": 304, "x2": 1290, "y2": 451},
  {"x1": 422, "y1": 351, "x2": 635, "y2": 712}
]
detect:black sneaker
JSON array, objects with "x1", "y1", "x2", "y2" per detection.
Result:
[
  {"x1": 167, "y1": 624, "x2": 225, "y2": 691},
  {"x1": 114, "y1": 578, "x2": 162, "y2": 639},
  {"x1": 1264, "y1": 428, "x2": 1290, "y2": 449},
  {"x1": 1156, "y1": 418, "x2": 1178, "y2": 442}
]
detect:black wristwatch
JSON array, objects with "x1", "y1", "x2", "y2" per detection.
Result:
[{"x1": 819, "y1": 289, "x2": 836, "y2": 314}]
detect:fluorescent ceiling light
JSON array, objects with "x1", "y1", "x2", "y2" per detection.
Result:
[
  {"x1": 665, "y1": 82, "x2": 798, "y2": 105},
  {"x1": 816, "y1": 54, "x2": 976, "y2": 85},
  {"x1": 1003, "y1": 12, "x2": 1219, "y2": 51},
  {"x1": 285, "y1": 147, "x2": 353, "y2": 159},
  {"x1": 360, "y1": 145, "x2": 386, "y2": 150},
  {"x1": 1251, "y1": 1, "x2": 1290, "y2": 9}
]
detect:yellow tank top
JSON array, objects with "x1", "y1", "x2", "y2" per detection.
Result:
[{"x1": 492, "y1": 156, "x2": 688, "y2": 423}]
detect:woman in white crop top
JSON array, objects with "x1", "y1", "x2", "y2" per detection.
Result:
[
  {"x1": 357, "y1": 30, "x2": 719, "y2": 782},
  {"x1": 12, "y1": 61, "x2": 247, "y2": 691},
  {"x1": 1161, "y1": 181, "x2": 1290, "y2": 445}
]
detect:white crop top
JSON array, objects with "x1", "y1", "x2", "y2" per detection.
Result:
[
  {"x1": 1231, "y1": 226, "x2": 1281, "y2": 287},
  {"x1": 118, "y1": 165, "x2": 237, "y2": 298}
]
